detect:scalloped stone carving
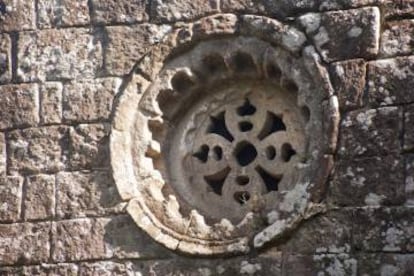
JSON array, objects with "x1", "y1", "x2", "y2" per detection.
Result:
[{"x1": 110, "y1": 14, "x2": 339, "y2": 255}]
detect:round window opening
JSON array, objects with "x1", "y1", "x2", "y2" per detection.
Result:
[{"x1": 111, "y1": 16, "x2": 339, "y2": 255}]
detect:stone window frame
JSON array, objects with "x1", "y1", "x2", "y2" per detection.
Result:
[{"x1": 110, "y1": 14, "x2": 339, "y2": 255}]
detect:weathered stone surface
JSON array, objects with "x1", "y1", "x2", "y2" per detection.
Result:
[
  {"x1": 330, "y1": 59, "x2": 366, "y2": 111},
  {"x1": 301, "y1": 7, "x2": 380, "y2": 62},
  {"x1": 7, "y1": 126, "x2": 69, "y2": 175},
  {"x1": 338, "y1": 107, "x2": 402, "y2": 159},
  {"x1": 0, "y1": 0, "x2": 35, "y2": 32},
  {"x1": 103, "y1": 25, "x2": 171, "y2": 76},
  {"x1": 353, "y1": 208, "x2": 414, "y2": 252},
  {"x1": 368, "y1": 56, "x2": 414, "y2": 106},
  {"x1": 0, "y1": 267, "x2": 22, "y2": 275},
  {"x1": 331, "y1": 155, "x2": 404, "y2": 206},
  {"x1": 0, "y1": 222, "x2": 50, "y2": 265},
  {"x1": 90, "y1": 0, "x2": 148, "y2": 24},
  {"x1": 37, "y1": 0, "x2": 89, "y2": 28},
  {"x1": 405, "y1": 104, "x2": 414, "y2": 152},
  {"x1": 382, "y1": 0, "x2": 414, "y2": 19},
  {"x1": 62, "y1": 78, "x2": 121, "y2": 123},
  {"x1": 405, "y1": 155, "x2": 414, "y2": 206},
  {"x1": 380, "y1": 20, "x2": 414, "y2": 58},
  {"x1": 23, "y1": 264, "x2": 78, "y2": 276},
  {"x1": 69, "y1": 123, "x2": 110, "y2": 170},
  {"x1": 0, "y1": 132, "x2": 5, "y2": 175},
  {"x1": 284, "y1": 254, "x2": 357, "y2": 276},
  {"x1": 17, "y1": 29, "x2": 102, "y2": 82},
  {"x1": 0, "y1": 33, "x2": 11, "y2": 83},
  {"x1": 151, "y1": 0, "x2": 219, "y2": 23},
  {"x1": 24, "y1": 174, "x2": 55, "y2": 220},
  {"x1": 0, "y1": 84, "x2": 39, "y2": 130},
  {"x1": 40, "y1": 82, "x2": 63, "y2": 124},
  {"x1": 358, "y1": 253, "x2": 414, "y2": 275},
  {"x1": 52, "y1": 216, "x2": 170, "y2": 262},
  {"x1": 103, "y1": 215, "x2": 172, "y2": 259},
  {"x1": 0, "y1": 177, "x2": 23, "y2": 222},
  {"x1": 52, "y1": 218, "x2": 111, "y2": 262},
  {"x1": 281, "y1": 210, "x2": 352, "y2": 254},
  {"x1": 56, "y1": 171, "x2": 123, "y2": 218}
]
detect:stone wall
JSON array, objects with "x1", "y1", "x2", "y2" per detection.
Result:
[{"x1": 0, "y1": 0, "x2": 413, "y2": 275}]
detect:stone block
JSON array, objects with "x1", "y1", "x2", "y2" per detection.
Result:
[
  {"x1": 103, "y1": 25, "x2": 171, "y2": 76},
  {"x1": 301, "y1": 7, "x2": 380, "y2": 62},
  {"x1": 7, "y1": 126, "x2": 69, "y2": 175},
  {"x1": 0, "y1": 132, "x2": 5, "y2": 175},
  {"x1": 17, "y1": 29, "x2": 102, "y2": 82},
  {"x1": 284, "y1": 254, "x2": 357, "y2": 276},
  {"x1": 405, "y1": 104, "x2": 414, "y2": 152},
  {"x1": 358, "y1": 253, "x2": 414, "y2": 276},
  {"x1": 405, "y1": 154, "x2": 414, "y2": 206},
  {"x1": 338, "y1": 107, "x2": 402, "y2": 159},
  {"x1": 380, "y1": 20, "x2": 414, "y2": 58},
  {"x1": 40, "y1": 82, "x2": 63, "y2": 124},
  {"x1": 368, "y1": 56, "x2": 414, "y2": 106},
  {"x1": 382, "y1": 0, "x2": 414, "y2": 19},
  {"x1": 150, "y1": 0, "x2": 219, "y2": 23},
  {"x1": 62, "y1": 78, "x2": 121, "y2": 123},
  {"x1": 37, "y1": 0, "x2": 89, "y2": 28},
  {"x1": 56, "y1": 171, "x2": 123, "y2": 218},
  {"x1": 330, "y1": 59, "x2": 366, "y2": 111},
  {"x1": 0, "y1": 176, "x2": 23, "y2": 222},
  {"x1": 90, "y1": 0, "x2": 148, "y2": 25},
  {"x1": 0, "y1": 222, "x2": 50, "y2": 265},
  {"x1": 281, "y1": 210, "x2": 352, "y2": 254},
  {"x1": 24, "y1": 174, "x2": 55, "y2": 220},
  {"x1": 0, "y1": 84, "x2": 39, "y2": 130},
  {"x1": 24, "y1": 264, "x2": 78, "y2": 276},
  {"x1": 353, "y1": 207, "x2": 414, "y2": 252},
  {"x1": 69, "y1": 123, "x2": 110, "y2": 170},
  {"x1": 331, "y1": 155, "x2": 404, "y2": 206},
  {"x1": 0, "y1": 33, "x2": 11, "y2": 83},
  {"x1": 0, "y1": 0, "x2": 35, "y2": 32},
  {"x1": 52, "y1": 218, "x2": 112, "y2": 262}
]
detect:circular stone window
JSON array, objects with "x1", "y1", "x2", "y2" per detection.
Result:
[{"x1": 111, "y1": 15, "x2": 339, "y2": 255}]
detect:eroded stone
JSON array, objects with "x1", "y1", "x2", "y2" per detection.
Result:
[
  {"x1": 63, "y1": 78, "x2": 121, "y2": 123},
  {"x1": 0, "y1": 0, "x2": 35, "y2": 32},
  {"x1": 7, "y1": 126, "x2": 69, "y2": 175},
  {"x1": 90, "y1": 0, "x2": 148, "y2": 24},
  {"x1": 0, "y1": 176, "x2": 23, "y2": 222},
  {"x1": 18, "y1": 29, "x2": 102, "y2": 82},
  {"x1": 24, "y1": 174, "x2": 55, "y2": 220},
  {"x1": 37, "y1": 0, "x2": 89, "y2": 28},
  {"x1": 0, "y1": 33, "x2": 11, "y2": 83},
  {"x1": 40, "y1": 82, "x2": 63, "y2": 124},
  {"x1": 0, "y1": 222, "x2": 50, "y2": 265},
  {"x1": 0, "y1": 84, "x2": 39, "y2": 130}
]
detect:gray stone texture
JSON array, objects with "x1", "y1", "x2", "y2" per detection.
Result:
[
  {"x1": 69, "y1": 123, "x2": 110, "y2": 169},
  {"x1": 0, "y1": 33, "x2": 11, "y2": 83},
  {"x1": 353, "y1": 208, "x2": 414, "y2": 252},
  {"x1": 0, "y1": 222, "x2": 50, "y2": 265},
  {"x1": 358, "y1": 254, "x2": 414, "y2": 275},
  {"x1": 39, "y1": 82, "x2": 63, "y2": 124},
  {"x1": 103, "y1": 25, "x2": 171, "y2": 76},
  {"x1": 0, "y1": 132, "x2": 5, "y2": 175},
  {"x1": 0, "y1": 84, "x2": 39, "y2": 130},
  {"x1": 380, "y1": 20, "x2": 414, "y2": 58},
  {"x1": 151, "y1": 0, "x2": 219, "y2": 23},
  {"x1": 0, "y1": 0, "x2": 35, "y2": 32},
  {"x1": 368, "y1": 56, "x2": 414, "y2": 106},
  {"x1": 303, "y1": 7, "x2": 380, "y2": 62},
  {"x1": 0, "y1": 176, "x2": 23, "y2": 222},
  {"x1": 7, "y1": 126, "x2": 69, "y2": 175},
  {"x1": 405, "y1": 154, "x2": 414, "y2": 206},
  {"x1": 90, "y1": 0, "x2": 148, "y2": 25},
  {"x1": 338, "y1": 107, "x2": 402, "y2": 159},
  {"x1": 37, "y1": 0, "x2": 89, "y2": 28},
  {"x1": 62, "y1": 78, "x2": 121, "y2": 123},
  {"x1": 17, "y1": 29, "x2": 102, "y2": 82},
  {"x1": 331, "y1": 155, "x2": 405, "y2": 206},
  {"x1": 330, "y1": 59, "x2": 366, "y2": 111},
  {"x1": 24, "y1": 174, "x2": 55, "y2": 220},
  {"x1": 56, "y1": 171, "x2": 123, "y2": 218}
]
